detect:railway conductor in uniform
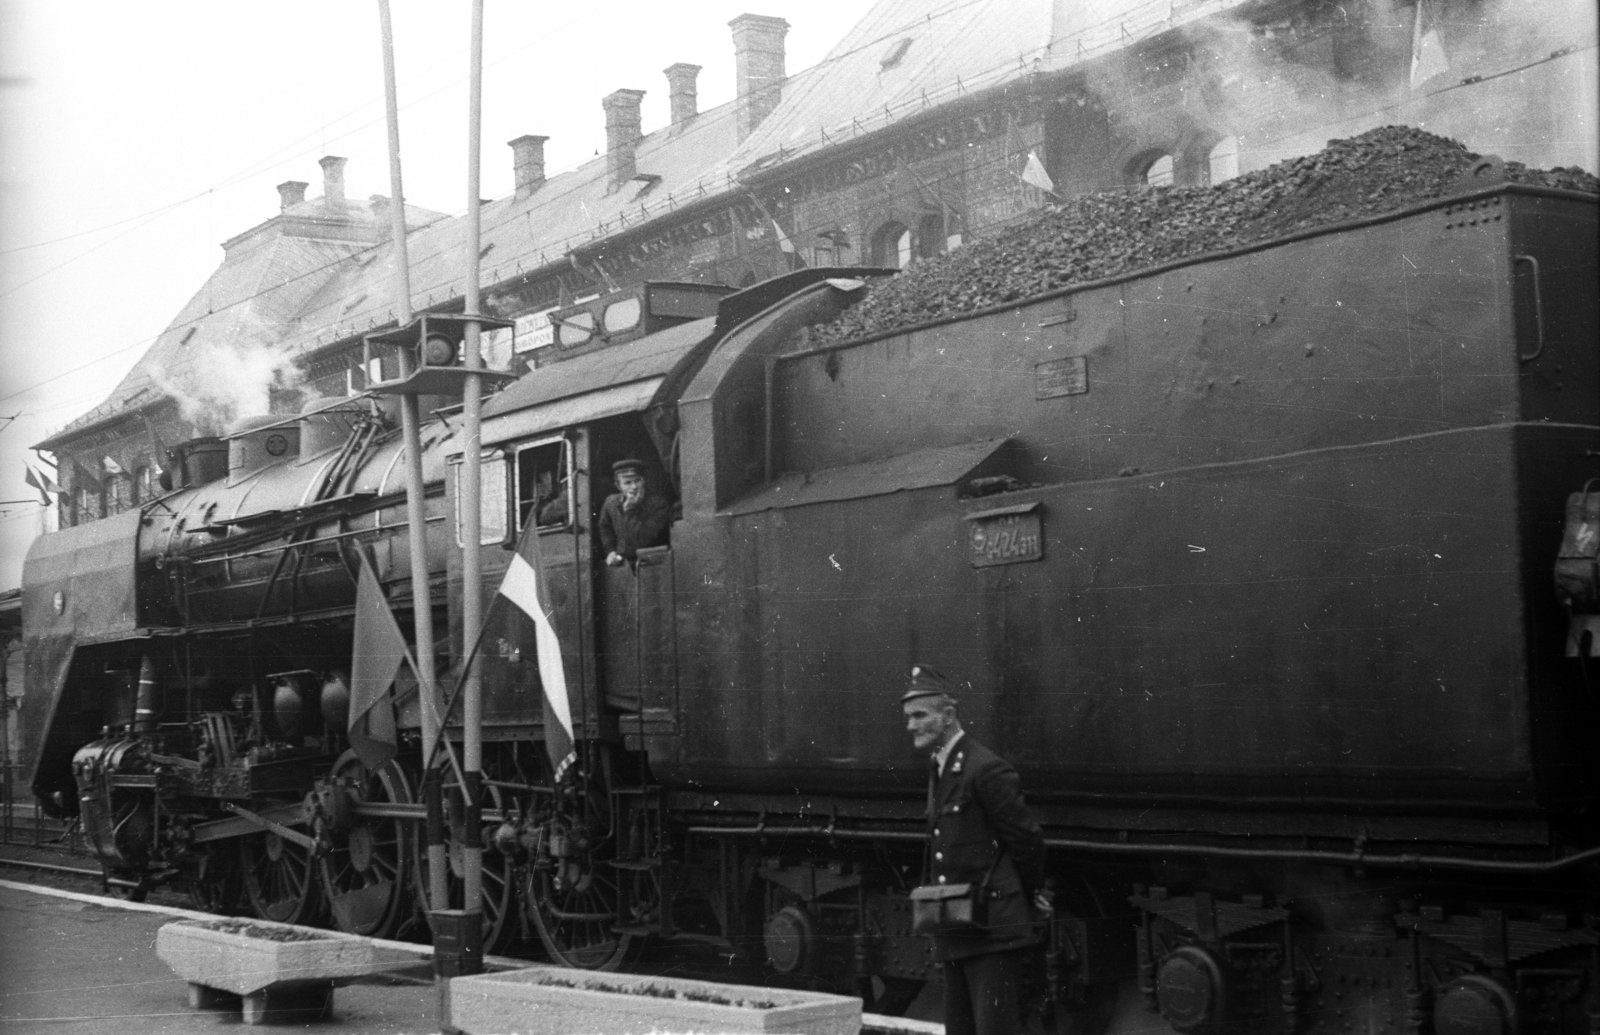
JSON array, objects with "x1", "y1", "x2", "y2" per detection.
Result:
[
  {"x1": 903, "y1": 664, "x2": 1048, "y2": 1035},
  {"x1": 599, "y1": 458, "x2": 672, "y2": 567}
]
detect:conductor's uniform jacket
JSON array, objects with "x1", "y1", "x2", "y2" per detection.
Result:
[{"x1": 926, "y1": 733, "x2": 1045, "y2": 961}]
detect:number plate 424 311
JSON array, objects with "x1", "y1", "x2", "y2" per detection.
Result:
[{"x1": 964, "y1": 502, "x2": 1043, "y2": 567}]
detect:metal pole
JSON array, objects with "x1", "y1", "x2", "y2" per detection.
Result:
[
  {"x1": 376, "y1": 0, "x2": 449, "y2": 916},
  {"x1": 458, "y1": 0, "x2": 487, "y2": 954}
]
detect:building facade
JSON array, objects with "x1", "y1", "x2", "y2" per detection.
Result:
[{"x1": 37, "y1": 0, "x2": 1596, "y2": 523}]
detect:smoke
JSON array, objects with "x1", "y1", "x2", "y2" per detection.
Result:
[
  {"x1": 1068, "y1": 0, "x2": 1597, "y2": 178},
  {"x1": 149, "y1": 319, "x2": 301, "y2": 436}
]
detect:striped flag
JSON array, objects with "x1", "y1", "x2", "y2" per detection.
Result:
[
  {"x1": 25, "y1": 464, "x2": 59, "y2": 506},
  {"x1": 495, "y1": 520, "x2": 576, "y2": 782},
  {"x1": 348, "y1": 552, "x2": 407, "y2": 769}
]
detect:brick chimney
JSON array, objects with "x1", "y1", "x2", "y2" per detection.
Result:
[
  {"x1": 508, "y1": 135, "x2": 548, "y2": 199},
  {"x1": 369, "y1": 195, "x2": 392, "y2": 238},
  {"x1": 664, "y1": 63, "x2": 701, "y2": 125},
  {"x1": 277, "y1": 180, "x2": 309, "y2": 212},
  {"x1": 319, "y1": 155, "x2": 347, "y2": 209},
  {"x1": 602, "y1": 89, "x2": 646, "y2": 193},
  {"x1": 730, "y1": 14, "x2": 788, "y2": 142}
]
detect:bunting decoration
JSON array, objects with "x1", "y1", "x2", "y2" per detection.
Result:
[
  {"x1": 493, "y1": 519, "x2": 577, "y2": 782},
  {"x1": 1021, "y1": 150, "x2": 1057, "y2": 196},
  {"x1": 348, "y1": 552, "x2": 408, "y2": 769}
]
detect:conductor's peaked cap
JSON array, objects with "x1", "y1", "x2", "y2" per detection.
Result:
[
  {"x1": 612, "y1": 458, "x2": 647, "y2": 475},
  {"x1": 902, "y1": 664, "x2": 958, "y2": 704}
]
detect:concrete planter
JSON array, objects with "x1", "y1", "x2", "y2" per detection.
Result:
[
  {"x1": 156, "y1": 918, "x2": 374, "y2": 1024},
  {"x1": 451, "y1": 966, "x2": 862, "y2": 1035}
]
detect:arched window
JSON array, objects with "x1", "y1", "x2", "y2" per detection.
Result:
[
  {"x1": 1143, "y1": 154, "x2": 1174, "y2": 187},
  {"x1": 916, "y1": 212, "x2": 945, "y2": 260},
  {"x1": 135, "y1": 466, "x2": 152, "y2": 503},
  {"x1": 871, "y1": 221, "x2": 913, "y2": 269},
  {"x1": 1208, "y1": 136, "x2": 1240, "y2": 185}
]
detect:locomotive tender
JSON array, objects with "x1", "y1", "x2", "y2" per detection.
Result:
[{"x1": 21, "y1": 178, "x2": 1600, "y2": 1033}]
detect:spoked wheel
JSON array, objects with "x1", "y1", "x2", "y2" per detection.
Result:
[
  {"x1": 414, "y1": 771, "x2": 521, "y2": 955},
  {"x1": 318, "y1": 751, "x2": 414, "y2": 939},
  {"x1": 241, "y1": 828, "x2": 324, "y2": 926},
  {"x1": 523, "y1": 780, "x2": 633, "y2": 970}
]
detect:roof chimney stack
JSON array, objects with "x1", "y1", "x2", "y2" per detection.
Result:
[
  {"x1": 319, "y1": 155, "x2": 347, "y2": 209},
  {"x1": 277, "y1": 180, "x2": 309, "y2": 212},
  {"x1": 369, "y1": 195, "x2": 392, "y2": 239},
  {"x1": 601, "y1": 89, "x2": 646, "y2": 193},
  {"x1": 730, "y1": 14, "x2": 788, "y2": 142},
  {"x1": 509, "y1": 134, "x2": 549, "y2": 199},
  {"x1": 664, "y1": 63, "x2": 701, "y2": 125}
]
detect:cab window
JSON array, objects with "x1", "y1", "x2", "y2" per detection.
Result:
[{"x1": 517, "y1": 439, "x2": 570, "y2": 531}]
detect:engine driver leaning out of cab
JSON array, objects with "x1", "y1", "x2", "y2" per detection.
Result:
[
  {"x1": 903, "y1": 665, "x2": 1049, "y2": 1035},
  {"x1": 599, "y1": 458, "x2": 671, "y2": 567}
]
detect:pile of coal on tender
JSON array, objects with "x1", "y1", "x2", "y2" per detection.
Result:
[{"x1": 811, "y1": 125, "x2": 1598, "y2": 346}]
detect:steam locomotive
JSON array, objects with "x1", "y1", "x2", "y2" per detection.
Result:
[{"x1": 20, "y1": 178, "x2": 1600, "y2": 1034}]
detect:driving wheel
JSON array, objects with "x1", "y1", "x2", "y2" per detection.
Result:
[
  {"x1": 413, "y1": 766, "x2": 520, "y2": 954},
  {"x1": 318, "y1": 750, "x2": 414, "y2": 938},
  {"x1": 522, "y1": 779, "x2": 633, "y2": 970}
]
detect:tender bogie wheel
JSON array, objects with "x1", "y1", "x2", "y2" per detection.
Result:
[
  {"x1": 522, "y1": 778, "x2": 635, "y2": 971},
  {"x1": 240, "y1": 828, "x2": 325, "y2": 926},
  {"x1": 414, "y1": 764, "x2": 521, "y2": 955},
  {"x1": 319, "y1": 751, "x2": 414, "y2": 939}
]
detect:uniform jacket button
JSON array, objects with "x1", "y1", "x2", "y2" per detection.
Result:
[
  {"x1": 952, "y1": 805, "x2": 960, "y2": 812},
  {"x1": 937, "y1": 875, "x2": 947, "y2": 884},
  {"x1": 934, "y1": 851, "x2": 943, "y2": 861}
]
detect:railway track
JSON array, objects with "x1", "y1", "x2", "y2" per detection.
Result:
[{"x1": 0, "y1": 853, "x2": 101, "y2": 879}]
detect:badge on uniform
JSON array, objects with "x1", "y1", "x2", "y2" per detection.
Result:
[{"x1": 952, "y1": 755, "x2": 963, "y2": 774}]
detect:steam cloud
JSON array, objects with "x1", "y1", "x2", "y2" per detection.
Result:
[
  {"x1": 1068, "y1": 0, "x2": 1597, "y2": 176},
  {"x1": 149, "y1": 322, "x2": 301, "y2": 436}
]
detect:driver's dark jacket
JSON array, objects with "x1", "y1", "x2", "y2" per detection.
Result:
[{"x1": 925, "y1": 735, "x2": 1045, "y2": 962}]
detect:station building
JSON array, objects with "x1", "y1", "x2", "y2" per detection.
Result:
[{"x1": 36, "y1": 0, "x2": 1596, "y2": 525}]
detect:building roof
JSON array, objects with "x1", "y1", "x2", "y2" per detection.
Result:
[
  {"x1": 732, "y1": 0, "x2": 1054, "y2": 174},
  {"x1": 45, "y1": 0, "x2": 1211, "y2": 455},
  {"x1": 40, "y1": 194, "x2": 446, "y2": 448}
]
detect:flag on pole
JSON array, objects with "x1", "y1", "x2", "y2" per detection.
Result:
[
  {"x1": 1021, "y1": 150, "x2": 1056, "y2": 195},
  {"x1": 348, "y1": 552, "x2": 408, "y2": 769},
  {"x1": 1409, "y1": 0, "x2": 1449, "y2": 89},
  {"x1": 495, "y1": 520, "x2": 577, "y2": 782},
  {"x1": 24, "y1": 465, "x2": 54, "y2": 506}
]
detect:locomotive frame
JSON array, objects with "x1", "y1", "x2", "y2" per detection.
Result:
[{"x1": 20, "y1": 182, "x2": 1600, "y2": 1034}]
